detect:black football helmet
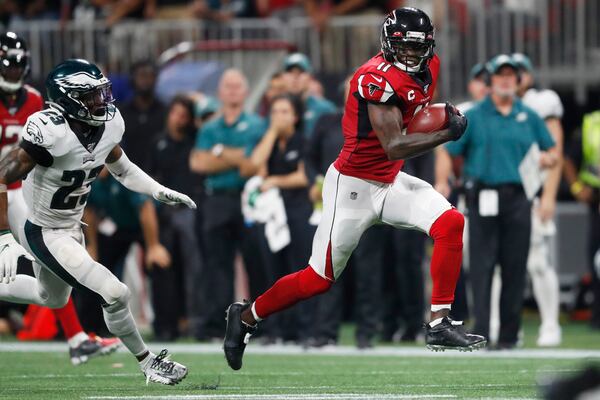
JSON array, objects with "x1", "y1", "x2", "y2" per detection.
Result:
[
  {"x1": 46, "y1": 59, "x2": 115, "y2": 126},
  {"x1": 0, "y1": 32, "x2": 30, "y2": 93},
  {"x1": 380, "y1": 7, "x2": 435, "y2": 73}
]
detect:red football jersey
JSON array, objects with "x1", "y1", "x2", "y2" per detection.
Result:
[
  {"x1": 0, "y1": 85, "x2": 44, "y2": 189},
  {"x1": 334, "y1": 53, "x2": 440, "y2": 183}
]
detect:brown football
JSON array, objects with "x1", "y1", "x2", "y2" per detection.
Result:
[{"x1": 406, "y1": 103, "x2": 449, "y2": 134}]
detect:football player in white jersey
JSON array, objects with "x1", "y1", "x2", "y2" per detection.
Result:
[
  {"x1": 0, "y1": 59, "x2": 195, "y2": 385},
  {"x1": 512, "y1": 52, "x2": 564, "y2": 347}
]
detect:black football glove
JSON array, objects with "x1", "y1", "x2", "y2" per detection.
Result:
[{"x1": 445, "y1": 102, "x2": 468, "y2": 141}]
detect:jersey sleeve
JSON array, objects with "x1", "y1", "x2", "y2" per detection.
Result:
[
  {"x1": 19, "y1": 113, "x2": 59, "y2": 167},
  {"x1": 356, "y1": 72, "x2": 398, "y2": 105}
]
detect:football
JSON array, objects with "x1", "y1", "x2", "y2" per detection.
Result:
[{"x1": 406, "y1": 103, "x2": 449, "y2": 134}]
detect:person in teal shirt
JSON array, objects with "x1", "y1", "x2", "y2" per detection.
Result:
[
  {"x1": 282, "y1": 53, "x2": 336, "y2": 137},
  {"x1": 189, "y1": 69, "x2": 268, "y2": 339},
  {"x1": 436, "y1": 54, "x2": 559, "y2": 349}
]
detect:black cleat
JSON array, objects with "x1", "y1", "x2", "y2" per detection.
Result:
[
  {"x1": 223, "y1": 301, "x2": 256, "y2": 370},
  {"x1": 69, "y1": 339, "x2": 103, "y2": 365},
  {"x1": 425, "y1": 317, "x2": 486, "y2": 352}
]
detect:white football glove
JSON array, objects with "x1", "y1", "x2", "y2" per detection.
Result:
[
  {"x1": 0, "y1": 232, "x2": 34, "y2": 284},
  {"x1": 153, "y1": 187, "x2": 197, "y2": 209}
]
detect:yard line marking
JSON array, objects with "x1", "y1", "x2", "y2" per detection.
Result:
[
  {"x1": 84, "y1": 395, "x2": 457, "y2": 400},
  {"x1": 1, "y1": 342, "x2": 599, "y2": 360}
]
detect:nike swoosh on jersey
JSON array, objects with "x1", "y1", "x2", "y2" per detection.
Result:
[{"x1": 370, "y1": 74, "x2": 383, "y2": 83}]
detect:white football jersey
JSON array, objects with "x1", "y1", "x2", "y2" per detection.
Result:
[
  {"x1": 522, "y1": 88, "x2": 564, "y2": 120},
  {"x1": 21, "y1": 108, "x2": 124, "y2": 228}
]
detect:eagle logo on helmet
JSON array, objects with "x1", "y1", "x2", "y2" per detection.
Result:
[{"x1": 54, "y1": 72, "x2": 109, "y2": 90}]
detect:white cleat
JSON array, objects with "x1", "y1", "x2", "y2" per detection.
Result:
[
  {"x1": 537, "y1": 325, "x2": 562, "y2": 347},
  {"x1": 140, "y1": 349, "x2": 188, "y2": 386}
]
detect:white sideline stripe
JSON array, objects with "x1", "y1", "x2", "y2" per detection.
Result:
[
  {"x1": 0, "y1": 342, "x2": 599, "y2": 359},
  {"x1": 84, "y1": 395, "x2": 457, "y2": 400}
]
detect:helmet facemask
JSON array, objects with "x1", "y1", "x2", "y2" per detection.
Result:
[
  {"x1": 70, "y1": 83, "x2": 115, "y2": 126},
  {"x1": 382, "y1": 34, "x2": 434, "y2": 73}
]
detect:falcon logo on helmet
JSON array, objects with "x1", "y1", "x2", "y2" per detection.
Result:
[
  {"x1": 46, "y1": 59, "x2": 115, "y2": 127},
  {"x1": 380, "y1": 7, "x2": 436, "y2": 74}
]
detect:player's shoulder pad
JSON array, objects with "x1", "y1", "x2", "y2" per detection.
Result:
[
  {"x1": 538, "y1": 89, "x2": 563, "y2": 118},
  {"x1": 22, "y1": 109, "x2": 68, "y2": 150},
  {"x1": 23, "y1": 84, "x2": 43, "y2": 101},
  {"x1": 356, "y1": 68, "x2": 395, "y2": 104}
]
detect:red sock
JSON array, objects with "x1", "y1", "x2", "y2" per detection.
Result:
[
  {"x1": 428, "y1": 208, "x2": 464, "y2": 305},
  {"x1": 254, "y1": 266, "x2": 332, "y2": 319},
  {"x1": 53, "y1": 297, "x2": 84, "y2": 339}
]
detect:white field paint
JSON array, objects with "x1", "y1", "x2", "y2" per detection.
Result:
[
  {"x1": 84, "y1": 395, "x2": 457, "y2": 400},
  {"x1": 0, "y1": 342, "x2": 599, "y2": 360}
]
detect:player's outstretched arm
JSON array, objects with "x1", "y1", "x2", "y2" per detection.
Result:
[
  {"x1": 0, "y1": 148, "x2": 36, "y2": 283},
  {"x1": 105, "y1": 145, "x2": 197, "y2": 209},
  {"x1": 368, "y1": 102, "x2": 467, "y2": 161}
]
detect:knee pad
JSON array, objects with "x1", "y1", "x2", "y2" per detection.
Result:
[
  {"x1": 44, "y1": 293, "x2": 70, "y2": 309},
  {"x1": 430, "y1": 208, "x2": 464, "y2": 243},
  {"x1": 298, "y1": 266, "x2": 333, "y2": 298},
  {"x1": 102, "y1": 282, "x2": 135, "y2": 337},
  {"x1": 101, "y1": 280, "x2": 130, "y2": 312}
]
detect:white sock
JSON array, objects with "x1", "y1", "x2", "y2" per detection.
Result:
[
  {"x1": 531, "y1": 267, "x2": 560, "y2": 331},
  {"x1": 138, "y1": 351, "x2": 153, "y2": 368},
  {"x1": 431, "y1": 304, "x2": 451, "y2": 312},
  {"x1": 429, "y1": 317, "x2": 444, "y2": 327},
  {"x1": 67, "y1": 332, "x2": 89, "y2": 348},
  {"x1": 251, "y1": 302, "x2": 262, "y2": 323}
]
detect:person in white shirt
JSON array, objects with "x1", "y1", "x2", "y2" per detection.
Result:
[{"x1": 512, "y1": 52, "x2": 564, "y2": 347}]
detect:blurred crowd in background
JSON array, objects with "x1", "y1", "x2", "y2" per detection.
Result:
[{"x1": 0, "y1": 0, "x2": 599, "y2": 351}]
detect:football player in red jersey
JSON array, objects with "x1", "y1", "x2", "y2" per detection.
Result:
[
  {"x1": 0, "y1": 32, "x2": 120, "y2": 365},
  {"x1": 223, "y1": 7, "x2": 486, "y2": 370}
]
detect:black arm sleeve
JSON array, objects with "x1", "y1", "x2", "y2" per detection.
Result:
[{"x1": 19, "y1": 140, "x2": 53, "y2": 167}]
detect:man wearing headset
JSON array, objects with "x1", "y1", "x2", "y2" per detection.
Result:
[{"x1": 436, "y1": 54, "x2": 560, "y2": 349}]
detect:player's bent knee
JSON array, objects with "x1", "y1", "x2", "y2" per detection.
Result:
[
  {"x1": 430, "y1": 208, "x2": 464, "y2": 241},
  {"x1": 102, "y1": 279, "x2": 130, "y2": 312},
  {"x1": 45, "y1": 293, "x2": 70, "y2": 309},
  {"x1": 299, "y1": 266, "x2": 333, "y2": 298}
]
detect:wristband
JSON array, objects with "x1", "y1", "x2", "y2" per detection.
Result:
[
  {"x1": 212, "y1": 144, "x2": 224, "y2": 157},
  {"x1": 570, "y1": 181, "x2": 584, "y2": 196},
  {"x1": 0, "y1": 184, "x2": 6, "y2": 193}
]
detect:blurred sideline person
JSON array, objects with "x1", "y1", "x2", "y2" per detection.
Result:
[
  {"x1": 435, "y1": 62, "x2": 490, "y2": 323},
  {"x1": 82, "y1": 168, "x2": 170, "y2": 337},
  {"x1": 223, "y1": 7, "x2": 484, "y2": 372},
  {"x1": 119, "y1": 60, "x2": 166, "y2": 170},
  {"x1": 0, "y1": 59, "x2": 195, "y2": 385},
  {"x1": 148, "y1": 95, "x2": 204, "y2": 341},
  {"x1": 0, "y1": 31, "x2": 120, "y2": 365},
  {"x1": 240, "y1": 94, "x2": 316, "y2": 343},
  {"x1": 456, "y1": 63, "x2": 489, "y2": 113},
  {"x1": 564, "y1": 111, "x2": 600, "y2": 330},
  {"x1": 189, "y1": 69, "x2": 266, "y2": 340},
  {"x1": 304, "y1": 85, "x2": 346, "y2": 347},
  {"x1": 513, "y1": 52, "x2": 564, "y2": 346},
  {"x1": 281, "y1": 53, "x2": 336, "y2": 137},
  {"x1": 437, "y1": 55, "x2": 559, "y2": 349}
]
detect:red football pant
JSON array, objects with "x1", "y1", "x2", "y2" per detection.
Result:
[
  {"x1": 428, "y1": 208, "x2": 464, "y2": 305},
  {"x1": 254, "y1": 266, "x2": 332, "y2": 319},
  {"x1": 53, "y1": 297, "x2": 84, "y2": 339}
]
